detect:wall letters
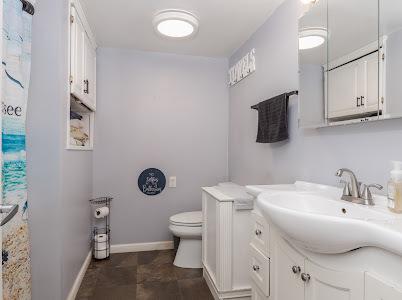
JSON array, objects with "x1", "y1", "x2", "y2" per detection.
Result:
[{"x1": 228, "y1": 48, "x2": 256, "y2": 86}]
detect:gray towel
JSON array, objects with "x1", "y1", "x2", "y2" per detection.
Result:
[{"x1": 256, "y1": 93, "x2": 289, "y2": 143}]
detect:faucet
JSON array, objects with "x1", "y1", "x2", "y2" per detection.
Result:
[
  {"x1": 335, "y1": 168, "x2": 383, "y2": 206},
  {"x1": 335, "y1": 168, "x2": 360, "y2": 198}
]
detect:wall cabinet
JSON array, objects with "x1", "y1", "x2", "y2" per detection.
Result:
[
  {"x1": 68, "y1": 0, "x2": 96, "y2": 150},
  {"x1": 83, "y1": 33, "x2": 96, "y2": 108},
  {"x1": 70, "y1": 4, "x2": 96, "y2": 111},
  {"x1": 365, "y1": 53, "x2": 379, "y2": 111},
  {"x1": 327, "y1": 61, "x2": 359, "y2": 118},
  {"x1": 327, "y1": 52, "x2": 379, "y2": 120},
  {"x1": 70, "y1": 6, "x2": 85, "y2": 101}
]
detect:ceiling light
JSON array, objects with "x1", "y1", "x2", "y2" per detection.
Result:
[
  {"x1": 153, "y1": 10, "x2": 199, "y2": 39},
  {"x1": 299, "y1": 36, "x2": 325, "y2": 50},
  {"x1": 299, "y1": 27, "x2": 327, "y2": 50}
]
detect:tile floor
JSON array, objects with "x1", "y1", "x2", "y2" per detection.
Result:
[{"x1": 76, "y1": 250, "x2": 214, "y2": 300}]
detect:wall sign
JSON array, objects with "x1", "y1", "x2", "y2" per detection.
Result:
[
  {"x1": 228, "y1": 48, "x2": 256, "y2": 86},
  {"x1": 138, "y1": 168, "x2": 166, "y2": 196}
]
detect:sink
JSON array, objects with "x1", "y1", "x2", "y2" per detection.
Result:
[{"x1": 256, "y1": 183, "x2": 402, "y2": 255}]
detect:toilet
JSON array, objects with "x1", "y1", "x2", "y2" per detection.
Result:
[{"x1": 169, "y1": 211, "x2": 202, "y2": 268}]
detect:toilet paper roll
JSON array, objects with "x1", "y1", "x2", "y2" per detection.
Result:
[
  {"x1": 94, "y1": 249, "x2": 109, "y2": 260},
  {"x1": 94, "y1": 234, "x2": 108, "y2": 243},
  {"x1": 94, "y1": 207, "x2": 109, "y2": 219},
  {"x1": 95, "y1": 241, "x2": 107, "y2": 251},
  {"x1": 94, "y1": 234, "x2": 108, "y2": 252}
]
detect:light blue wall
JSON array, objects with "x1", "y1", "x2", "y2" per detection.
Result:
[
  {"x1": 93, "y1": 48, "x2": 229, "y2": 244},
  {"x1": 27, "y1": 0, "x2": 93, "y2": 299},
  {"x1": 27, "y1": 0, "x2": 63, "y2": 298},
  {"x1": 228, "y1": 0, "x2": 402, "y2": 189},
  {"x1": 385, "y1": 28, "x2": 402, "y2": 116}
]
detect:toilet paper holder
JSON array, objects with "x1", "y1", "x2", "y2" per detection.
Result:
[{"x1": 90, "y1": 197, "x2": 113, "y2": 260}]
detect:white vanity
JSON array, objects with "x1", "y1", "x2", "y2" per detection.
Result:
[
  {"x1": 202, "y1": 183, "x2": 254, "y2": 300},
  {"x1": 247, "y1": 182, "x2": 402, "y2": 300}
]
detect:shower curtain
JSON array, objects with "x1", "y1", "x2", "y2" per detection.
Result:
[{"x1": 2, "y1": 0, "x2": 34, "y2": 298}]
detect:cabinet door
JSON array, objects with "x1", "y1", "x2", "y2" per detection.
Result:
[
  {"x1": 70, "y1": 7, "x2": 85, "y2": 100},
  {"x1": 365, "y1": 273, "x2": 402, "y2": 300},
  {"x1": 327, "y1": 62, "x2": 360, "y2": 118},
  {"x1": 356, "y1": 60, "x2": 367, "y2": 109},
  {"x1": 304, "y1": 259, "x2": 364, "y2": 300},
  {"x1": 362, "y1": 52, "x2": 379, "y2": 113},
  {"x1": 271, "y1": 235, "x2": 305, "y2": 300},
  {"x1": 83, "y1": 34, "x2": 96, "y2": 110}
]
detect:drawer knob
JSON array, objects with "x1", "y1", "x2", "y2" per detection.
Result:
[
  {"x1": 292, "y1": 266, "x2": 301, "y2": 274},
  {"x1": 301, "y1": 273, "x2": 311, "y2": 283},
  {"x1": 255, "y1": 229, "x2": 262, "y2": 236},
  {"x1": 252, "y1": 265, "x2": 260, "y2": 272}
]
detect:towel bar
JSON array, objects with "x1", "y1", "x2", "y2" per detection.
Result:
[{"x1": 251, "y1": 90, "x2": 298, "y2": 110}]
